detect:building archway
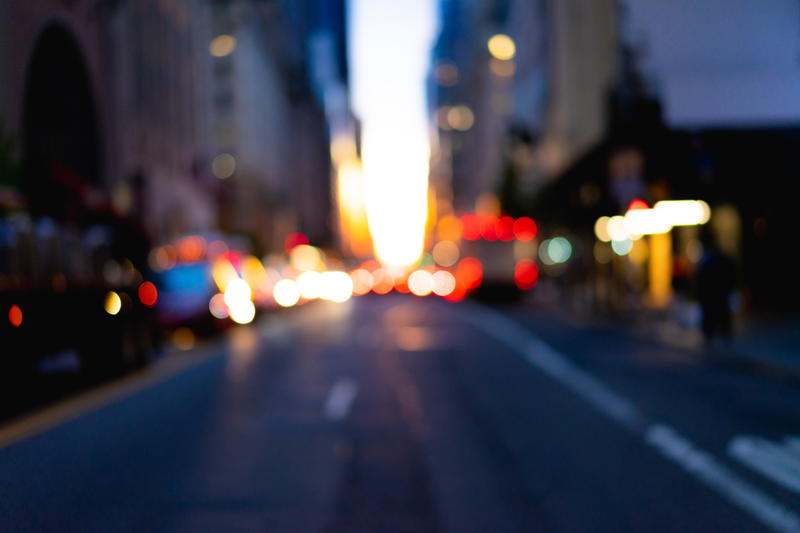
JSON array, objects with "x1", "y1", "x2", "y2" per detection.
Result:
[{"x1": 21, "y1": 23, "x2": 101, "y2": 217}]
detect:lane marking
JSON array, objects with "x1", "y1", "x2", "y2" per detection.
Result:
[
  {"x1": 730, "y1": 436, "x2": 800, "y2": 493},
  {"x1": 460, "y1": 305, "x2": 644, "y2": 429},
  {"x1": 649, "y1": 426, "x2": 800, "y2": 533},
  {"x1": 459, "y1": 304, "x2": 800, "y2": 533},
  {"x1": 324, "y1": 378, "x2": 358, "y2": 421}
]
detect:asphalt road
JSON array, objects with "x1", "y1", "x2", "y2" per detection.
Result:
[{"x1": 1, "y1": 294, "x2": 799, "y2": 532}]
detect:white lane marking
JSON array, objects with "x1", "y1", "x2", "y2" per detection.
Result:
[
  {"x1": 730, "y1": 436, "x2": 800, "y2": 493},
  {"x1": 324, "y1": 378, "x2": 358, "y2": 421},
  {"x1": 459, "y1": 304, "x2": 800, "y2": 533},
  {"x1": 460, "y1": 305, "x2": 644, "y2": 429},
  {"x1": 649, "y1": 426, "x2": 800, "y2": 533}
]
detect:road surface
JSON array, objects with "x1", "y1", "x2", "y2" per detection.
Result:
[{"x1": 1, "y1": 295, "x2": 799, "y2": 532}]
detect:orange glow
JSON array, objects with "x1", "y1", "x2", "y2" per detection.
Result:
[
  {"x1": 371, "y1": 268, "x2": 394, "y2": 295},
  {"x1": 172, "y1": 327, "x2": 196, "y2": 350},
  {"x1": 456, "y1": 257, "x2": 483, "y2": 290},
  {"x1": 138, "y1": 282, "x2": 158, "y2": 307},
  {"x1": 514, "y1": 259, "x2": 539, "y2": 290},
  {"x1": 8, "y1": 305, "x2": 22, "y2": 327},
  {"x1": 513, "y1": 217, "x2": 537, "y2": 241},
  {"x1": 437, "y1": 215, "x2": 463, "y2": 242},
  {"x1": 392, "y1": 271, "x2": 410, "y2": 293}
]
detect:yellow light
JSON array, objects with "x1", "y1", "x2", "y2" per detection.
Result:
[
  {"x1": 104, "y1": 291, "x2": 122, "y2": 315},
  {"x1": 273, "y1": 279, "x2": 300, "y2": 307},
  {"x1": 594, "y1": 216, "x2": 612, "y2": 242},
  {"x1": 432, "y1": 240, "x2": 459, "y2": 267},
  {"x1": 212, "y1": 153, "x2": 236, "y2": 179},
  {"x1": 209, "y1": 34, "x2": 236, "y2": 57},
  {"x1": 488, "y1": 34, "x2": 516, "y2": 60},
  {"x1": 212, "y1": 257, "x2": 239, "y2": 292},
  {"x1": 319, "y1": 271, "x2": 353, "y2": 303},
  {"x1": 289, "y1": 245, "x2": 323, "y2": 272},
  {"x1": 297, "y1": 271, "x2": 322, "y2": 299},
  {"x1": 408, "y1": 270, "x2": 433, "y2": 296},
  {"x1": 431, "y1": 270, "x2": 456, "y2": 296}
]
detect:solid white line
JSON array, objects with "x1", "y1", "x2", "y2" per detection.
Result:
[
  {"x1": 324, "y1": 378, "x2": 358, "y2": 421},
  {"x1": 460, "y1": 305, "x2": 644, "y2": 429},
  {"x1": 458, "y1": 303, "x2": 800, "y2": 533}
]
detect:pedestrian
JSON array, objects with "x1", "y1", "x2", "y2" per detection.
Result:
[{"x1": 695, "y1": 230, "x2": 736, "y2": 346}]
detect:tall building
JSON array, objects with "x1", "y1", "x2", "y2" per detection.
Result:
[{"x1": 0, "y1": 0, "x2": 337, "y2": 255}]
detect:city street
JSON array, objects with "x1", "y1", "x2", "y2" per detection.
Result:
[{"x1": 1, "y1": 295, "x2": 798, "y2": 533}]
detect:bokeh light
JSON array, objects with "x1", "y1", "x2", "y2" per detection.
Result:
[
  {"x1": 319, "y1": 271, "x2": 353, "y2": 303},
  {"x1": 172, "y1": 327, "x2": 195, "y2": 350},
  {"x1": 138, "y1": 281, "x2": 158, "y2": 307},
  {"x1": 432, "y1": 240, "x2": 460, "y2": 267},
  {"x1": 431, "y1": 270, "x2": 456, "y2": 296},
  {"x1": 104, "y1": 291, "x2": 122, "y2": 315},
  {"x1": 408, "y1": 270, "x2": 433, "y2": 296},
  {"x1": 209, "y1": 293, "x2": 230, "y2": 319},
  {"x1": 350, "y1": 268, "x2": 374, "y2": 295},
  {"x1": 514, "y1": 259, "x2": 539, "y2": 290},
  {"x1": 8, "y1": 305, "x2": 22, "y2": 327},
  {"x1": 273, "y1": 279, "x2": 300, "y2": 307},
  {"x1": 209, "y1": 34, "x2": 236, "y2": 57},
  {"x1": 297, "y1": 271, "x2": 323, "y2": 300},
  {"x1": 212, "y1": 153, "x2": 236, "y2": 179},
  {"x1": 487, "y1": 34, "x2": 516, "y2": 60}
]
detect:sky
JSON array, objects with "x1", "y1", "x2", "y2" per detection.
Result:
[{"x1": 348, "y1": 0, "x2": 439, "y2": 267}]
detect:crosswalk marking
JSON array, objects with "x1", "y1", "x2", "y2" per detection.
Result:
[{"x1": 730, "y1": 435, "x2": 800, "y2": 493}]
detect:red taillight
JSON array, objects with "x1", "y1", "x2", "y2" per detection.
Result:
[
  {"x1": 138, "y1": 281, "x2": 158, "y2": 307},
  {"x1": 8, "y1": 305, "x2": 22, "y2": 327}
]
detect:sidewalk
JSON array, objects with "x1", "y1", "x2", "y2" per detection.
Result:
[
  {"x1": 525, "y1": 287, "x2": 800, "y2": 384},
  {"x1": 628, "y1": 293, "x2": 800, "y2": 380}
]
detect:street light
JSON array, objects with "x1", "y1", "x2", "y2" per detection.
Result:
[{"x1": 487, "y1": 34, "x2": 515, "y2": 60}]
